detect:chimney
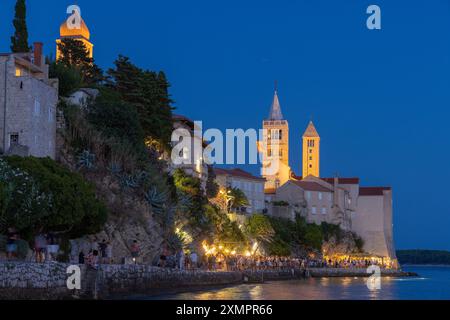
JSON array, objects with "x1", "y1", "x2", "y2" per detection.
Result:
[{"x1": 33, "y1": 42, "x2": 44, "y2": 67}]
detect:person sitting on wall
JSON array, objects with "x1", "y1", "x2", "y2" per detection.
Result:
[{"x1": 6, "y1": 227, "x2": 18, "y2": 260}]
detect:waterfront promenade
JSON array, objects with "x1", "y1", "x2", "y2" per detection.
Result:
[{"x1": 0, "y1": 261, "x2": 416, "y2": 300}]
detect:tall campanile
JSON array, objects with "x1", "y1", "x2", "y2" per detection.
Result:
[
  {"x1": 302, "y1": 121, "x2": 320, "y2": 178},
  {"x1": 260, "y1": 88, "x2": 291, "y2": 192}
]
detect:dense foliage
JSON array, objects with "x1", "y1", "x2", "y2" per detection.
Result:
[
  {"x1": 0, "y1": 156, "x2": 107, "y2": 240},
  {"x1": 87, "y1": 91, "x2": 146, "y2": 157},
  {"x1": 205, "y1": 166, "x2": 219, "y2": 198},
  {"x1": 48, "y1": 62, "x2": 83, "y2": 97},
  {"x1": 56, "y1": 38, "x2": 104, "y2": 85},
  {"x1": 107, "y1": 56, "x2": 174, "y2": 148},
  {"x1": 10, "y1": 0, "x2": 30, "y2": 53},
  {"x1": 396, "y1": 250, "x2": 450, "y2": 265}
]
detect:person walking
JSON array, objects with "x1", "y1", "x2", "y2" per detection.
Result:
[
  {"x1": 34, "y1": 232, "x2": 47, "y2": 263},
  {"x1": 130, "y1": 240, "x2": 140, "y2": 264},
  {"x1": 190, "y1": 251, "x2": 198, "y2": 270},
  {"x1": 98, "y1": 239, "x2": 108, "y2": 264},
  {"x1": 176, "y1": 249, "x2": 185, "y2": 270},
  {"x1": 105, "y1": 241, "x2": 113, "y2": 264}
]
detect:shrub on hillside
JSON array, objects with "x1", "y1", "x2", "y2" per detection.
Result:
[{"x1": 1, "y1": 156, "x2": 107, "y2": 239}]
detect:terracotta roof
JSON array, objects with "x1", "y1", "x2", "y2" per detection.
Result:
[
  {"x1": 321, "y1": 177, "x2": 360, "y2": 185},
  {"x1": 291, "y1": 180, "x2": 333, "y2": 192},
  {"x1": 214, "y1": 168, "x2": 265, "y2": 181},
  {"x1": 303, "y1": 121, "x2": 319, "y2": 138},
  {"x1": 264, "y1": 188, "x2": 277, "y2": 194},
  {"x1": 291, "y1": 173, "x2": 359, "y2": 185},
  {"x1": 359, "y1": 187, "x2": 391, "y2": 196}
]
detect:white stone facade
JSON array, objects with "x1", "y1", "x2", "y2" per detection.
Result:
[
  {"x1": 0, "y1": 50, "x2": 58, "y2": 159},
  {"x1": 214, "y1": 168, "x2": 266, "y2": 214},
  {"x1": 271, "y1": 176, "x2": 397, "y2": 260}
]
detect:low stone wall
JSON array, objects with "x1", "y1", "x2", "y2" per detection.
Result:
[
  {"x1": 0, "y1": 262, "x2": 416, "y2": 300},
  {"x1": 0, "y1": 262, "x2": 243, "y2": 299}
]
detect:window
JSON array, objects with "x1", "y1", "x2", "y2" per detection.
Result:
[
  {"x1": 328, "y1": 193, "x2": 332, "y2": 201},
  {"x1": 309, "y1": 149, "x2": 312, "y2": 154},
  {"x1": 306, "y1": 191, "x2": 311, "y2": 200},
  {"x1": 9, "y1": 133, "x2": 19, "y2": 147},
  {"x1": 15, "y1": 68, "x2": 22, "y2": 77},
  {"x1": 311, "y1": 206, "x2": 317, "y2": 215},
  {"x1": 309, "y1": 164, "x2": 312, "y2": 168},
  {"x1": 318, "y1": 192, "x2": 323, "y2": 200},
  {"x1": 268, "y1": 148, "x2": 272, "y2": 157},
  {"x1": 34, "y1": 100, "x2": 40, "y2": 116},
  {"x1": 309, "y1": 156, "x2": 312, "y2": 160},
  {"x1": 279, "y1": 130, "x2": 282, "y2": 140},
  {"x1": 321, "y1": 207, "x2": 327, "y2": 215},
  {"x1": 48, "y1": 107, "x2": 53, "y2": 122}
]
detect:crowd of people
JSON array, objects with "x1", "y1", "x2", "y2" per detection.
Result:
[
  {"x1": 3, "y1": 229, "x2": 391, "y2": 271},
  {"x1": 3, "y1": 227, "x2": 60, "y2": 263},
  {"x1": 155, "y1": 251, "x2": 392, "y2": 272},
  {"x1": 78, "y1": 239, "x2": 115, "y2": 269}
]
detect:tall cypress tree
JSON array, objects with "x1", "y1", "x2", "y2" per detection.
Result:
[
  {"x1": 10, "y1": 0, "x2": 30, "y2": 53},
  {"x1": 56, "y1": 38, "x2": 104, "y2": 85}
]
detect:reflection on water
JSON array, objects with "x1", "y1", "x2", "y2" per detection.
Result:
[{"x1": 139, "y1": 266, "x2": 450, "y2": 300}]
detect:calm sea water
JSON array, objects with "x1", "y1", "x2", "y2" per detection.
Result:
[{"x1": 138, "y1": 266, "x2": 450, "y2": 300}]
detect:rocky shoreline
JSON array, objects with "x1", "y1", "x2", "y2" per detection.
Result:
[{"x1": 0, "y1": 262, "x2": 417, "y2": 300}]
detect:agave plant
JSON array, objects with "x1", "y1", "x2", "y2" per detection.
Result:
[
  {"x1": 77, "y1": 150, "x2": 96, "y2": 170},
  {"x1": 145, "y1": 186, "x2": 169, "y2": 215},
  {"x1": 119, "y1": 174, "x2": 139, "y2": 189},
  {"x1": 107, "y1": 161, "x2": 122, "y2": 176}
]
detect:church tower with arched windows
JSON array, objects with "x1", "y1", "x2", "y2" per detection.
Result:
[
  {"x1": 302, "y1": 121, "x2": 320, "y2": 178},
  {"x1": 260, "y1": 88, "x2": 291, "y2": 192}
]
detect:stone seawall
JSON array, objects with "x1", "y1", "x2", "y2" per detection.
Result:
[
  {"x1": 0, "y1": 262, "x2": 416, "y2": 300},
  {"x1": 0, "y1": 262, "x2": 244, "y2": 299}
]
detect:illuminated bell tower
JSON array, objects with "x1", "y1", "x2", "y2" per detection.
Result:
[
  {"x1": 260, "y1": 88, "x2": 291, "y2": 192},
  {"x1": 302, "y1": 121, "x2": 320, "y2": 178},
  {"x1": 56, "y1": 15, "x2": 93, "y2": 60}
]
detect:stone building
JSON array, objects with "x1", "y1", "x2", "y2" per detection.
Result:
[
  {"x1": 214, "y1": 168, "x2": 266, "y2": 214},
  {"x1": 171, "y1": 114, "x2": 209, "y2": 191},
  {"x1": 0, "y1": 43, "x2": 59, "y2": 159},
  {"x1": 260, "y1": 87, "x2": 397, "y2": 263}
]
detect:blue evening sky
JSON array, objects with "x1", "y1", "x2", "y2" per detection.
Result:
[{"x1": 1, "y1": 0, "x2": 450, "y2": 250}]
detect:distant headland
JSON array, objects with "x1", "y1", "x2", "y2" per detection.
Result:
[{"x1": 397, "y1": 250, "x2": 450, "y2": 265}]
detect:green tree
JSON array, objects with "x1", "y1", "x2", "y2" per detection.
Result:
[
  {"x1": 107, "y1": 56, "x2": 174, "y2": 148},
  {"x1": 3, "y1": 156, "x2": 107, "y2": 239},
  {"x1": 49, "y1": 61, "x2": 83, "y2": 97},
  {"x1": 304, "y1": 224, "x2": 323, "y2": 251},
  {"x1": 228, "y1": 187, "x2": 249, "y2": 212},
  {"x1": 205, "y1": 166, "x2": 219, "y2": 198},
  {"x1": 87, "y1": 93, "x2": 146, "y2": 157},
  {"x1": 10, "y1": 0, "x2": 30, "y2": 53},
  {"x1": 56, "y1": 38, "x2": 103, "y2": 85},
  {"x1": 204, "y1": 204, "x2": 245, "y2": 243},
  {"x1": 245, "y1": 214, "x2": 275, "y2": 245}
]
